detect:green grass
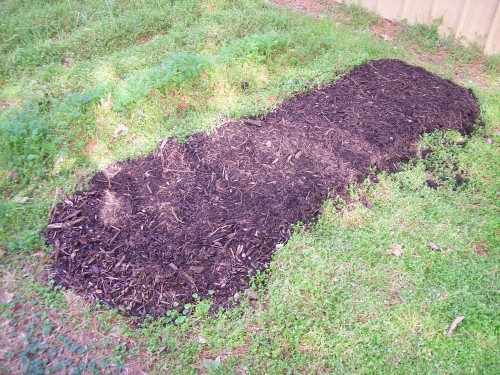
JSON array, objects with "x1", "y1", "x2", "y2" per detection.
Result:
[{"x1": 1, "y1": 0, "x2": 499, "y2": 373}]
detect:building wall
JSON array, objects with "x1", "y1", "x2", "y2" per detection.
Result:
[{"x1": 339, "y1": 0, "x2": 500, "y2": 54}]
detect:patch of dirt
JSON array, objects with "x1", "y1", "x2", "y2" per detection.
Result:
[{"x1": 45, "y1": 59, "x2": 479, "y2": 315}]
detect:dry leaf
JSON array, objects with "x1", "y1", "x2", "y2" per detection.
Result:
[
  {"x1": 156, "y1": 346, "x2": 168, "y2": 355},
  {"x1": 245, "y1": 289, "x2": 258, "y2": 300},
  {"x1": 392, "y1": 243, "x2": 403, "y2": 257},
  {"x1": 428, "y1": 242, "x2": 441, "y2": 251},
  {"x1": 0, "y1": 289, "x2": 14, "y2": 304},
  {"x1": 202, "y1": 356, "x2": 221, "y2": 369},
  {"x1": 113, "y1": 124, "x2": 128, "y2": 138},
  {"x1": 447, "y1": 316, "x2": 465, "y2": 337},
  {"x1": 198, "y1": 336, "x2": 207, "y2": 344}
]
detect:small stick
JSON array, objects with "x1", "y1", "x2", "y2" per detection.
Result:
[
  {"x1": 53, "y1": 239, "x2": 60, "y2": 262},
  {"x1": 208, "y1": 224, "x2": 231, "y2": 237},
  {"x1": 61, "y1": 209, "x2": 81, "y2": 222},
  {"x1": 108, "y1": 230, "x2": 121, "y2": 244},
  {"x1": 163, "y1": 169, "x2": 195, "y2": 173},
  {"x1": 113, "y1": 255, "x2": 127, "y2": 272}
]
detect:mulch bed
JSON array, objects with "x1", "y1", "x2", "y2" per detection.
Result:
[{"x1": 45, "y1": 59, "x2": 479, "y2": 316}]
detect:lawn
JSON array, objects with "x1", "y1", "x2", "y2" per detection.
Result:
[{"x1": 0, "y1": 0, "x2": 499, "y2": 373}]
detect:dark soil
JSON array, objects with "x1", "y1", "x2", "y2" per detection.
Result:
[{"x1": 45, "y1": 59, "x2": 479, "y2": 315}]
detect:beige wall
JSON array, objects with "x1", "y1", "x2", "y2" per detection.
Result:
[{"x1": 339, "y1": 0, "x2": 500, "y2": 55}]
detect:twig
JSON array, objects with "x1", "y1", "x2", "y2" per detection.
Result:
[{"x1": 163, "y1": 169, "x2": 195, "y2": 173}]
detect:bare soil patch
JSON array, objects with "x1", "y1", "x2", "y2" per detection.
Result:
[{"x1": 45, "y1": 60, "x2": 479, "y2": 315}]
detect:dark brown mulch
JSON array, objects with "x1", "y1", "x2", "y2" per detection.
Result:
[{"x1": 45, "y1": 59, "x2": 479, "y2": 315}]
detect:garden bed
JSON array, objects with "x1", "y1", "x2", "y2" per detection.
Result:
[{"x1": 45, "y1": 59, "x2": 479, "y2": 315}]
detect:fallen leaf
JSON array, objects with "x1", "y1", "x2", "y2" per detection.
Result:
[
  {"x1": 9, "y1": 171, "x2": 19, "y2": 181},
  {"x1": 428, "y1": 242, "x2": 441, "y2": 251},
  {"x1": 245, "y1": 289, "x2": 259, "y2": 301},
  {"x1": 447, "y1": 316, "x2": 465, "y2": 337},
  {"x1": 198, "y1": 336, "x2": 207, "y2": 344},
  {"x1": 113, "y1": 124, "x2": 128, "y2": 138},
  {"x1": 0, "y1": 289, "x2": 14, "y2": 304},
  {"x1": 474, "y1": 248, "x2": 488, "y2": 257},
  {"x1": 156, "y1": 346, "x2": 169, "y2": 355},
  {"x1": 392, "y1": 243, "x2": 403, "y2": 257},
  {"x1": 202, "y1": 356, "x2": 221, "y2": 369}
]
